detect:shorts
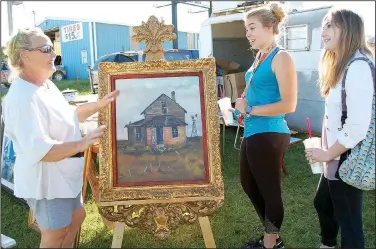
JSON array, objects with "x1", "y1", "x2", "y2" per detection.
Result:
[{"x1": 25, "y1": 192, "x2": 83, "y2": 230}]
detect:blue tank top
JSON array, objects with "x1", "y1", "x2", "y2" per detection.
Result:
[{"x1": 243, "y1": 47, "x2": 290, "y2": 137}]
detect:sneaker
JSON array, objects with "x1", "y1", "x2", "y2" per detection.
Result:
[
  {"x1": 241, "y1": 236, "x2": 284, "y2": 249},
  {"x1": 319, "y1": 244, "x2": 335, "y2": 248},
  {"x1": 275, "y1": 237, "x2": 284, "y2": 248},
  {"x1": 241, "y1": 236, "x2": 263, "y2": 249}
]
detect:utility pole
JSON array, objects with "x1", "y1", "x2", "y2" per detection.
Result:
[
  {"x1": 7, "y1": 1, "x2": 23, "y2": 36},
  {"x1": 171, "y1": 0, "x2": 178, "y2": 49},
  {"x1": 154, "y1": 1, "x2": 212, "y2": 49},
  {"x1": 209, "y1": 1, "x2": 212, "y2": 17},
  {"x1": 32, "y1": 10, "x2": 36, "y2": 27}
]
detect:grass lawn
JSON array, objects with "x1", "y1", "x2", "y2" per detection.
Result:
[
  {"x1": 1, "y1": 79, "x2": 92, "y2": 100},
  {"x1": 1, "y1": 130, "x2": 375, "y2": 248},
  {"x1": 53, "y1": 79, "x2": 92, "y2": 96}
]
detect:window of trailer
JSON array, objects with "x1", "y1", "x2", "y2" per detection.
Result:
[{"x1": 284, "y1": 24, "x2": 310, "y2": 51}]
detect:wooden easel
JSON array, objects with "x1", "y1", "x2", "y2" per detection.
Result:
[
  {"x1": 78, "y1": 143, "x2": 217, "y2": 248},
  {"x1": 78, "y1": 15, "x2": 221, "y2": 249},
  {"x1": 73, "y1": 145, "x2": 94, "y2": 247},
  {"x1": 109, "y1": 16, "x2": 218, "y2": 248},
  {"x1": 109, "y1": 213, "x2": 216, "y2": 249}
]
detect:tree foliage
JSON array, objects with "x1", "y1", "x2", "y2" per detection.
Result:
[{"x1": 1, "y1": 46, "x2": 7, "y2": 62}]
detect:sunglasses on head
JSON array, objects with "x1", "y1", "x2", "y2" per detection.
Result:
[{"x1": 27, "y1": 45, "x2": 54, "y2": 54}]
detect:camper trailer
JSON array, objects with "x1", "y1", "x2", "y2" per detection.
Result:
[{"x1": 199, "y1": 4, "x2": 332, "y2": 134}]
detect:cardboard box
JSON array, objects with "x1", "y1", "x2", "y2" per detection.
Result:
[
  {"x1": 224, "y1": 72, "x2": 246, "y2": 102},
  {"x1": 216, "y1": 59, "x2": 240, "y2": 75}
]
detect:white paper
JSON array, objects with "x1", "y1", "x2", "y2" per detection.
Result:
[
  {"x1": 1, "y1": 234, "x2": 17, "y2": 248},
  {"x1": 217, "y1": 97, "x2": 234, "y2": 125}
]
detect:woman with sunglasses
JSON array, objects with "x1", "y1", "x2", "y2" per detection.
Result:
[{"x1": 2, "y1": 27, "x2": 119, "y2": 248}]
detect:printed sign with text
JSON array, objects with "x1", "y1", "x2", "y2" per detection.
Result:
[{"x1": 61, "y1": 22, "x2": 83, "y2": 43}]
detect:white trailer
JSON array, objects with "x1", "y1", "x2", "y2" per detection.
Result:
[{"x1": 199, "y1": 5, "x2": 332, "y2": 134}]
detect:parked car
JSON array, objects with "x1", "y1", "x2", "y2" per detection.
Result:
[
  {"x1": 1, "y1": 62, "x2": 11, "y2": 88},
  {"x1": 163, "y1": 49, "x2": 199, "y2": 61},
  {"x1": 52, "y1": 55, "x2": 66, "y2": 81},
  {"x1": 88, "y1": 49, "x2": 200, "y2": 94},
  {"x1": 1, "y1": 57, "x2": 65, "y2": 89},
  {"x1": 88, "y1": 52, "x2": 137, "y2": 94},
  {"x1": 121, "y1": 49, "x2": 200, "y2": 62}
]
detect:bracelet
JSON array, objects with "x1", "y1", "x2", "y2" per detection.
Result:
[{"x1": 234, "y1": 109, "x2": 242, "y2": 117}]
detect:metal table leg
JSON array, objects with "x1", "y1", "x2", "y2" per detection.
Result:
[{"x1": 234, "y1": 124, "x2": 244, "y2": 150}]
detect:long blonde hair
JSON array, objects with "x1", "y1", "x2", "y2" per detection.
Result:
[{"x1": 319, "y1": 8, "x2": 374, "y2": 97}]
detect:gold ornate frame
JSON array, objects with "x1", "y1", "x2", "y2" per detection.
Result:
[
  {"x1": 97, "y1": 58, "x2": 224, "y2": 206},
  {"x1": 93, "y1": 15, "x2": 224, "y2": 241}
]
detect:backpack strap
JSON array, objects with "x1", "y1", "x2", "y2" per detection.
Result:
[{"x1": 340, "y1": 55, "x2": 376, "y2": 127}]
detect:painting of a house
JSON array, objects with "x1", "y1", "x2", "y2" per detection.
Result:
[
  {"x1": 1, "y1": 135, "x2": 16, "y2": 191},
  {"x1": 125, "y1": 91, "x2": 188, "y2": 149},
  {"x1": 113, "y1": 74, "x2": 207, "y2": 186}
]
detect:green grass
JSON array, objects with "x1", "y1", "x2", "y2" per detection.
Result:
[
  {"x1": 54, "y1": 79, "x2": 92, "y2": 96},
  {"x1": 1, "y1": 79, "x2": 92, "y2": 100},
  {"x1": 1, "y1": 130, "x2": 375, "y2": 248},
  {"x1": 1, "y1": 86, "x2": 8, "y2": 100}
]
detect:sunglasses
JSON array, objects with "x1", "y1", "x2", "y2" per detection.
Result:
[
  {"x1": 27, "y1": 45, "x2": 55, "y2": 54},
  {"x1": 12, "y1": 29, "x2": 54, "y2": 54}
]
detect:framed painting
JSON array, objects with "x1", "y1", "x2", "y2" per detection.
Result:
[
  {"x1": 1, "y1": 120, "x2": 29, "y2": 208},
  {"x1": 97, "y1": 58, "x2": 224, "y2": 205},
  {"x1": 1, "y1": 125, "x2": 15, "y2": 194}
]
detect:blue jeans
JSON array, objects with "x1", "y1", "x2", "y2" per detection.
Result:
[{"x1": 313, "y1": 164, "x2": 364, "y2": 248}]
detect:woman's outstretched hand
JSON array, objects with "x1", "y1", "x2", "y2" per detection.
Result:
[
  {"x1": 97, "y1": 90, "x2": 120, "y2": 109},
  {"x1": 79, "y1": 125, "x2": 106, "y2": 151}
]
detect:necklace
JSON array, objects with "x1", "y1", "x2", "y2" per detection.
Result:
[
  {"x1": 241, "y1": 43, "x2": 277, "y2": 99},
  {"x1": 237, "y1": 43, "x2": 276, "y2": 125}
]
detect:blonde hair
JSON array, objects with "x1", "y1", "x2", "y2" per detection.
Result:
[
  {"x1": 244, "y1": 2, "x2": 287, "y2": 35},
  {"x1": 4, "y1": 27, "x2": 46, "y2": 75},
  {"x1": 319, "y1": 8, "x2": 374, "y2": 97}
]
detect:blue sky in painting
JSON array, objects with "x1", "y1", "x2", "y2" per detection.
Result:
[{"x1": 115, "y1": 76, "x2": 203, "y2": 140}]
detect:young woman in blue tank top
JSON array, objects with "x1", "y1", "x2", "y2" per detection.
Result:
[{"x1": 232, "y1": 3, "x2": 298, "y2": 249}]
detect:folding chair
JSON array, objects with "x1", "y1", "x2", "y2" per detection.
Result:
[
  {"x1": 220, "y1": 116, "x2": 244, "y2": 154},
  {"x1": 233, "y1": 123, "x2": 244, "y2": 150}
]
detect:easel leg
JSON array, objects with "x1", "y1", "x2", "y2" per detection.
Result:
[
  {"x1": 198, "y1": 216, "x2": 216, "y2": 248},
  {"x1": 82, "y1": 146, "x2": 93, "y2": 202},
  {"x1": 111, "y1": 222, "x2": 126, "y2": 248},
  {"x1": 73, "y1": 146, "x2": 93, "y2": 248},
  {"x1": 222, "y1": 123, "x2": 225, "y2": 156}
]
